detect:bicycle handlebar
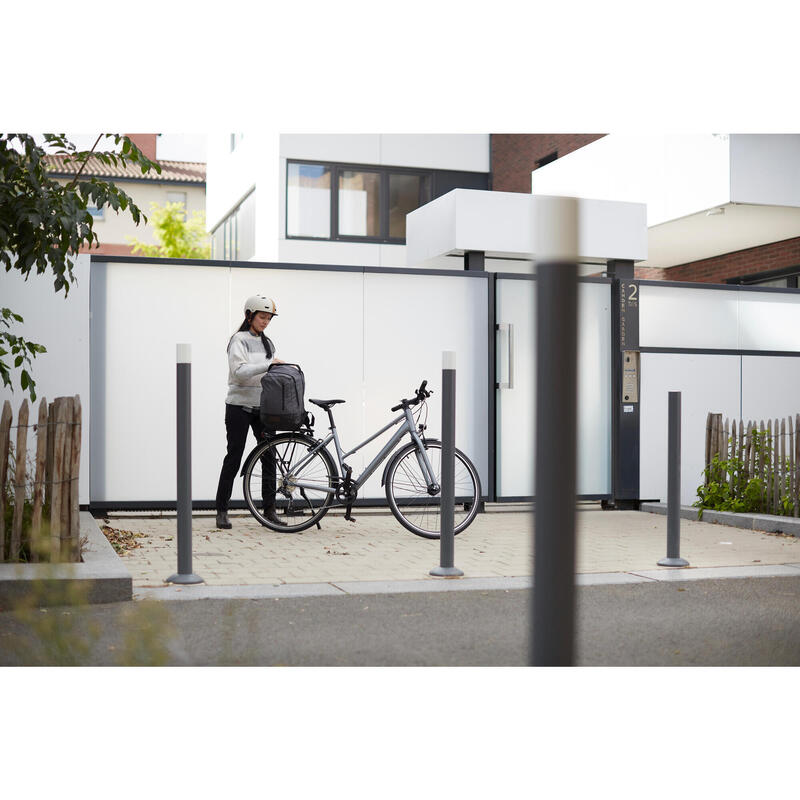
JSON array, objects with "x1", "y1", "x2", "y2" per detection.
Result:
[{"x1": 391, "y1": 380, "x2": 432, "y2": 412}]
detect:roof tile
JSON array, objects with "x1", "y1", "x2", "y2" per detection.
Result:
[{"x1": 44, "y1": 154, "x2": 205, "y2": 183}]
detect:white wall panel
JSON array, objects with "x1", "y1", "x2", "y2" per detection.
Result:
[
  {"x1": 91, "y1": 261, "x2": 488, "y2": 504},
  {"x1": 639, "y1": 285, "x2": 740, "y2": 349},
  {"x1": 640, "y1": 353, "x2": 741, "y2": 506},
  {"x1": 730, "y1": 134, "x2": 800, "y2": 208},
  {"x1": 90, "y1": 262, "x2": 231, "y2": 503},
  {"x1": 531, "y1": 134, "x2": 731, "y2": 227},
  {"x1": 362, "y1": 273, "x2": 489, "y2": 498},
  {"x1": 0, "y1": 255, "x2": 91, "y2": 505},
  {"x1": 228, "y1": 267, "x2": 365, "y2": 503},
  {"x1": 738, "y1": 291, "x2": 800, "y2": 351},
  {"x1": 741, "y1": 357, "x2": 800, "y2": 423}
]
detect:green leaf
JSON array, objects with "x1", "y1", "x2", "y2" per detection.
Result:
[
  {"x1": 20, "y1": 370, "x2": 29, "y2": 390},
  {"x1": 14, "y1": 355, "x2": 23, "y2": 367}
]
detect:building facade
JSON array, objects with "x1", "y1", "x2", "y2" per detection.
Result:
[
  {"x1": 45, "y1": 134, "x2": 206, "y2": 256},
  {"x1": 529, "y1": 134, "x2": 800, "y2": 286},
  {"x1": 207, "y1": 134, "x2": 490, "y2": 266},
  {"x1": 206, "y1": 133, "x2": 800, "y2": 286}
]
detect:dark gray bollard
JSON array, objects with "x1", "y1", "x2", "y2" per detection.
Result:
[
  {"x1": 167, "y1": 344, "x2": 203, "y2": 585},
  {"x1": 431, "y1": 351, "x2": 463, "y2": 577},
  {"x1": 658, "y1": 391, "x2": 689, "y2": 568},
  {"x1": 532, "y1": 196, "x2": 579, "y2": 667}
]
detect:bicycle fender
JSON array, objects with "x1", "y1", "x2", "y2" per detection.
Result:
[{"x1": 380, "y1": 438, "x2": 441, "y2": 486}]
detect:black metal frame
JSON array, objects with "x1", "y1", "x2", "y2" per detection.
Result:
[
  {"x1": 88, "y1": 255, "x2": 490, "y2": 511},
  {"x1": 491, "y1": 270, "x2": 614, "y2": 504},
  {"x1": 284, "y1": 158, "x2": 487, "y2": 245},
  {"x1": 726, "y1": 263, "x2": 800, "y2": 287}
]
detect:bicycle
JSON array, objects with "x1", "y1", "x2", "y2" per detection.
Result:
[{"x1": 240, "y1": 380, "x2": 481, "y2": 538}]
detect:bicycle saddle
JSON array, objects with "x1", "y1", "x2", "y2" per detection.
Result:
[{"x1": 309, "y1": 398, "x2": 346, "y2": 410}]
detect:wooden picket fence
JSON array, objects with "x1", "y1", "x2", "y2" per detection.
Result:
[
  {"x1": 0, "y1": 395, "x2": 82, "y2": 563},
  {"x1": 705, "y1": 411, "x2": 800, "y2": 516}
]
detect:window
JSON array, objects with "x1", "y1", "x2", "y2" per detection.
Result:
[
  {"x1": 389, "y1": 173, "x2": 424, "y2": 239},
  {"x1": 87, "y1": 205, "x2": 104, "y2": 219},
  {"x1": 339, "y1": 170, "x2": 381, "y2": 237},
  {"x1": 167, "y1": 190, "x2": 187, "y2": 208},
  {"x1": 286, "y1": 160, "x2": 476, "y2": 244},
  {"x1": 728, "y1": 266, "x2": 800, "y2": 289},
  {"x1": 166, "y1": 191, "x2": 187, "y2": 219},
  {"x1": 211, "y1": 189, "x2": 255, "y2": 260},
  {"x1": 287, "y1": 163, "x2": 331, "y2": 238},
  {"x1": 230, "y1": 133, "x2": 244, "y2": 152}
]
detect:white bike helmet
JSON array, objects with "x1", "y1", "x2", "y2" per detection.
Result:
[{"x1": 244, "y1": 294, "x2": 278, "y2": 316}]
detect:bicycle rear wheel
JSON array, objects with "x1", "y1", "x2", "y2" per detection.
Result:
[
  {"x1": 385, "y1": 440, "x2": 481, "y2": 538},
  {"x1": 242, "y1": 433, "x2": 337, "y2": 533}
]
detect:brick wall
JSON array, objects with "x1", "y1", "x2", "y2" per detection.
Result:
[
  {"x1": 662, "y1": 236, "x2": 800, "y2": 284},
  {"x1": 490, "y1": 134, "x2": 606, "y2": 193}
]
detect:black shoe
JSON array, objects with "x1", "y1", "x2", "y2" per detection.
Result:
[
  {"x1": 215, "y1": 511, "x2": 232, "y2": 529},
  {"x1": 264, "y1": 506, "x2": 288, "y2": 527}
]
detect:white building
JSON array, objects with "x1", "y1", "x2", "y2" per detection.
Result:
[{"x1": 206, "y1": 134, "x2": 490, "y2": 266}]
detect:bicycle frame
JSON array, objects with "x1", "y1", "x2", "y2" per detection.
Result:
[{"x1": 280, "y1": 404, "x2": 437, "y2": 497}]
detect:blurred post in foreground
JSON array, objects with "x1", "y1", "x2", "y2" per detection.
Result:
[{"x1": 532, "y1": 196, "x2": 579, "y2": 666}]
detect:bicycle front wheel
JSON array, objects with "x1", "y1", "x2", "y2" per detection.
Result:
[
  {"x1": 242, "y1": 433, "x2": 337, "y2": 533},
  {"x1": 385, "y1": 440, "x2": 481, "y2": 539}
]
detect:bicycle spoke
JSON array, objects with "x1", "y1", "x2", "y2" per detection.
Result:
[{"x1": 386, "y1": 442, "x2": 480, "y2": 539}]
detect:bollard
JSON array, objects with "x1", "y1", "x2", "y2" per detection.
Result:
[
  {"x1": 167, "y1": 344, "x2": 203, "y2": 585},
  {"x1": 430, "y1": 351, "x2": 463, "y2": 577},
  {"x1": 658, "y1": 391, "x2": 689, "y2": 567},
  {"x1": 532, "y1": 196, "x2": 579, "y2": 666}
]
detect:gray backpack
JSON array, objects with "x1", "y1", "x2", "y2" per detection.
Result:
[{"x1": 260, "y1": 363, "x2": 307, "y2": 430}]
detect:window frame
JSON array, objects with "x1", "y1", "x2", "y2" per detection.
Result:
[{"x1": 286, "y1": 159, "x2": 434, "y2": 245}]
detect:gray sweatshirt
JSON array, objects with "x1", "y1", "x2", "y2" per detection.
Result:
[{"x1": 226, "y1": 330, "x2": 274, "y2": 408}]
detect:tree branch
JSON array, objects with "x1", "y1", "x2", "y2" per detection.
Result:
[{"x1": 63, "y1": 134, "x2": 103, "y2": 192}]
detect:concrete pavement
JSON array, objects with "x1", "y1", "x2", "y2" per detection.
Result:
[{"x1": 96, "y1": 503, "x2": 800, "y2": 600}]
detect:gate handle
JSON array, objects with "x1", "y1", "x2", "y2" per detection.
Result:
[{"x1": 497, "y1": 323, "x2": 514, "y2": 389}]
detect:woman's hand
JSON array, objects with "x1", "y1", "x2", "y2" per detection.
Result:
[{"x1": 272, "y1": 358, "x2": 286, "y2": 365}]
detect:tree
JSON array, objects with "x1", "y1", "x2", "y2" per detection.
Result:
[
  {"x1": 0, "y1": 133, "x2": 160, "y2": 400},
  {"x1": 127, "y1": 201, "x2": 211, "y2": 259}
]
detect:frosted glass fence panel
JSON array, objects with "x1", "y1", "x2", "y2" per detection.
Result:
[
  {"x1": 640, "y1": 353, "x2": 741, "y2": 506},
  {"x1": 741, "y1": 356, "x2": 800, "y2": 422},
  {"x1": 0, "y1": 255, "x2": 91, "y2": 505},
  {"x1": 496, "y1": 278, "x2": 611, "y2": 498},
  {"x1": 738, "y1": 291, "x2": 800, "y2": 351},
  {"x1": 90, "y1": 261, "x2": 487, "y2": 503},
  {"x1": 639, "y1": 284, "x2": 740, "y2": 349},
  {"x1": 90, "y1": 261, "x2": 233, "y2": 503},
  {"x1": 362, "y1": 273, "x2": 489, "y2": 498},
  {"x1": 91, "y1": 262, "x2": 365, "y2": 503},
  {"x1": 228, "y1": 267, "x2": 365, "y2": 503}
]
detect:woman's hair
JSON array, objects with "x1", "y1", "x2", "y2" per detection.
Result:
[{"x1": 227, "y1": 312, "x2": 274, "y2": 358}]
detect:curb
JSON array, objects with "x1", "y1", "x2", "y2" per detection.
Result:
[
  {"x1": 640, "y1": 502, "x2": 800, "y2": 537},
  {"x1": 0, "y1": 512, "x2": 133, "y2": 609},
  {"x1": 133, "y1": 564, "x2": 800, "y2": 602}
]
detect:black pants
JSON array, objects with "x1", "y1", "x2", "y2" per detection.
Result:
[{"x1": 215, "y1": 404, "x2": 275, "y2": 512}]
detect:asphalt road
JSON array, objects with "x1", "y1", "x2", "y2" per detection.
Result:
[{"x1": 1, "y1": 575, "x2": 798, "y2": 666}]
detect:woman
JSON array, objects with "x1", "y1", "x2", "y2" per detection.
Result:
[{"x1": 215, "y1": 294, "x2": 286, "y2": 529}]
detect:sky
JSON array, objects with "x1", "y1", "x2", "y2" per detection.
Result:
[{"x1": 47, "y1": 133, "x2": 207, "y2": 162}]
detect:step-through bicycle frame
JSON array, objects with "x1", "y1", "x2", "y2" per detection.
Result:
[{"x1": 278, "y1": 402, "x2": 438, "y2": 499}]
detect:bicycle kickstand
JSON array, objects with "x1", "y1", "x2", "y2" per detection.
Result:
[{"x1": 343, "y1": 464, "x2": 356, "y2": 523}]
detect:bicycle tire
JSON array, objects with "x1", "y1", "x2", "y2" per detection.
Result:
[
  {"x1": 384, "y1": 439, "x2": 481, "y2": 539},
  {"x1": 242, "y1": 433, "x2": 337, "y2": 533}
]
